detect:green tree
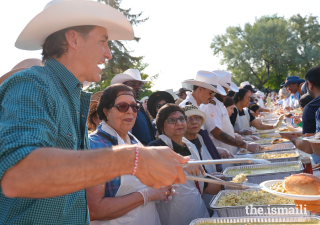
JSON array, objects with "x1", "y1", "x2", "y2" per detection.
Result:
[
  {"x1": 211, "y1": 14, "x2": 320, "y2": 89},
  {"x1": 88, "y1": 0, "x2": 157, "y2": 98}
]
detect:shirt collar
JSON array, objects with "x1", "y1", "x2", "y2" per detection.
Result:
[
  {"x1": 45, "y1": 57, "x2": 82, "y2": 93},
  {"x1": 186, "y1": 93, "x2": 199, "y2": 108}
]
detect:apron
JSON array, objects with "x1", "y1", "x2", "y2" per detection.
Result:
[
  {"x1": 157, "y1": 135, "x2": 209, "y2": 225},
  {"x1": 211, "y1": 100, "x2": 238, "y2": 155},
  {"x1": 90, "y1": 122, "x2": 160, "y2": 225},
  {"x1": 234, "y1": 106, "x2": 250, "y2": 133}
]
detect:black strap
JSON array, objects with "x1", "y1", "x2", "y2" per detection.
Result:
[{"x1": 97, "y1": 131, "x2": 117, "y2": 145}]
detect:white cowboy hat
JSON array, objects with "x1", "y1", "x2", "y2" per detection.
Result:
[
  {"x1": 240, "y1": 81, "x2": 250, "y2": 88},
  {"x1": 182, "y1": 70, "x2": 226, "y2": 95},
  {"x1": 111, "y1": 69, "x2": 150, "y2": 85},
  {"x1": 15, "y1": 0, "x2": 134, "y2": 50},
  {"x1": 212, "y1": 70, "x2": 239, "y2": 92},
  {"x1": 256, "y1": 91, "x2": 265, "y2": 98},
  {"x1": 0, "y1": 58, "x2": 43, "y2": 85}
]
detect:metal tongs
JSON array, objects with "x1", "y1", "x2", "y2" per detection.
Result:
[
  {"x1": 182, "y1": 158, "x2": 268, "y2": 189},
  {"x1": 180, "y1": 158, "x2": 271, "y2": 166},
  {"x1": 186, "y1": 175, "x2": 262, "y2": 189}
]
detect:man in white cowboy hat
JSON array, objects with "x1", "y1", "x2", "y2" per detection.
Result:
[
  {"x1": 199, "y1": 71, "x2": 261, "y2": 156},
  {"x1": 240, "y1": 81, "x2": 250, "y2": 88},
  {"x1": 179, "y1": 71, "x2": 236, "y2": 159},
  {"x1": 0, "y1": 1, "x2": 188, "y2": 224},
  {"x1": 111, "y1": 69, "x2": 156, "y2": 145}
]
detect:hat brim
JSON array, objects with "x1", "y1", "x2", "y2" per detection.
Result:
[
  {"x1": 184, "y1": 109, "x2": 206, "y2": 127},
  {"x1": 15, "y1": 1, "x2": 134, "y2": 50},
  {"x1": 177, "y1": 89, "x2": 191, "y2": 95},
  {"x1": 218, "y1": 80, "x2": 239, "y2": 92},
  {"x1": 284, "y1": 79, "x2": 305, "y2": 87},
  {"x1": 111, "y1": 74, "x2": 150, "y2": 85},
  {"x1": 183, "y1": 80, "x2": 227, "y2": 96},
  {"x1": 147, "y1": 91, "x2": 175, "y2": 118}
]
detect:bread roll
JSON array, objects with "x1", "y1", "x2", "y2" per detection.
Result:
[{"x1": 285, "y1": 175, "x2": 320, "y2": 195}]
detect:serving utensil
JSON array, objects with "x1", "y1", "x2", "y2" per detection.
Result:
[
  {"x1": 186, "y1": 175, "x2": 262, "y2": 189},
  {"x1": 180, "y1": 158, "x2": 270, "y2": 167}
]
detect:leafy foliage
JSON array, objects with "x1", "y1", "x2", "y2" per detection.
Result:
[
  {"x1": 87, "y1": 0, "x2": 156, "y2": 98},
  {"x1": 211, "y1": 14, "x2": 320, "y2": 89}
]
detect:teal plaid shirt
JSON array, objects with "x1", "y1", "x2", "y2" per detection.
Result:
[{"x1": 0, "y1": 57, "x2": 92, "y2": 224}]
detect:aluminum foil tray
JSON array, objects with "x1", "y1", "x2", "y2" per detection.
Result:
[
  {"x1": 223, "y1": 161, "x2": 303, "y2": 184},
  {"x1": 261, "y1": 142, "x2": 295, "y2": 151},
  {"x1": 190, "y1": 216, "x2": 318, "y2": 224},
  {"x1": 209, "y1": 189, "x2": 311, "y2": 218},
  {"x1": 234, "y1": 150, "x2": 300, "y2": 166}
]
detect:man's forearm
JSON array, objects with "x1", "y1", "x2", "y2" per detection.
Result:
[
  {"x1": 211, "y1": 128, "x2": 246, "y2": 148},
  {"x1": 1, "y1": 146, "x2": 135, "y2": 198},
  {"x1": 289, "y1": 137, "x2": 313, "y2": 154}
]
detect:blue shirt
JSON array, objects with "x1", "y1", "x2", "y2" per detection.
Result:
[
  {"x1": 0, "y1": 58, "x2": 91, "y2": 224},
  {"x1": 317, "y1": 108, "x2": 320, "y2": 133},
  {"x1": 131, "y1": 105, "x2": 156, "y2": 145},
  {"x1": 89, "y1": 125, "x2": 139, "y2": 197},
  {"x1": 289, "y1": 92, "x2": 301, "y2": 108},
  {"x1": 302, "y1": 95, "x2": 320, "y2": 134}
]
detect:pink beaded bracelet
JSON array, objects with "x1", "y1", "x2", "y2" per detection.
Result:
[{"x1": 132, "y1": 146, "x2": 139, "y2": 176}]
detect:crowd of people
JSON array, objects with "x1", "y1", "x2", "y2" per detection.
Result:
[{"x1": 1, "y1": 0, "x2": 320, "y2": 224}]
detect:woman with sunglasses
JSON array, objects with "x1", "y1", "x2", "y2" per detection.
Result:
[
  {"x1": 148, "y1": 104, "x2": 221, "y2": 225},
  {"x1": 87, "y1": 84, "x2": 175, "y2": 225}
]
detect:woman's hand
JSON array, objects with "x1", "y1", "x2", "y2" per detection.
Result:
[
  {"x1": 217, "y1": 147, "x2": 235, "y2": 158},
  {"x1": 183, "y1": 165, "x2": 205, "y2": 176},
  {"x1": 138, "y1": 185, "x2": 179, "y2": 205}
]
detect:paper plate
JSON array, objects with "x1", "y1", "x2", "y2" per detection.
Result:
[
  {"x1": 276, "y1": 127, "x2": 302, "y2": 134},
  {"x1": 260, "y1": 179, "x2": 320, "y2": 200},
  {"x1": 303, "y1": 136, "x2": 320, "y2": 144}
]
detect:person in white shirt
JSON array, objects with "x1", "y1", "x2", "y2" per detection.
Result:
[{"x1": 199, "y1": 71, "x2": 261, "y2": 154}]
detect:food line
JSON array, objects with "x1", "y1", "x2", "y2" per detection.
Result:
[{"x1": 190, "y1": 106, "x2": 320, "y2": 224}]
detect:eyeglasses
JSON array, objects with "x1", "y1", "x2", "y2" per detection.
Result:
[
  {"x1": 156, "y1": 103, "x2": 167, "y2": 109},
  {"x1": 124, "y1": 81, "x2": 145, "y2": 88},
  {"x1": 166, "y1": 116, "x2": 187, "y2": 124},
  {"x1": 187, "y1": 116, "x2": 202, "y2": 122},
  {"x1": 112, "y1": 102, "x2": 141, "y2": 113}
]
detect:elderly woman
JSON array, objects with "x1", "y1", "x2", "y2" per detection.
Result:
[
  {"x1": 148, "y1": 104, "x2": 221, "y2": 225},
  {"x1": 87, "y1": 84, "x2": 174, "y2": 225},
  {"x1": 230, "y1": 89, "x2": 284, "y2": 135}
]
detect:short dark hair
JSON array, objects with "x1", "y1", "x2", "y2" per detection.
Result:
[
  {"x1": 233, "y1": 88, "x2": 249, "y2": 104},
  {"x1": 156, "y1": 104, "x2": 185, "y2": 135},
  {"x1": 227, "y1": 90, "x2": 236, "y2": 98},
  {"x1": 193, "y1": 85, "x2": 199, "y2": 91},
  {"x1": 151, "y1": 97, "x2": 166, "y2": 119},
  {"x1": 299, "y1": 94, "x2": 314, "y2": 108},
  {"x1": 42, "y1": 25, "x2": 96, "y2": 62},
  {"x1": 305, "y1": 66, "x2": 320, "y2": 89},
  {"x1": 97, "y1": 84, "x2": 135, "y2": 122},
  {"x1": 224, "y1": 96, "x2": 235, "y2": 108}
]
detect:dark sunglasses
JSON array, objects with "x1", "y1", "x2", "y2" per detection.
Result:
[
  {"x1": 112, "y1": 102, "x2": 141, "y2": 113},
  {"x1": 156, "y1": 103, "x2": 167, "y2": 109},
  {"x1": 166, "y1": 116, "x2": 187, "y2": 124},
  {"x1": 124, "y1": 81, "x2": 145, "y2": 88}
]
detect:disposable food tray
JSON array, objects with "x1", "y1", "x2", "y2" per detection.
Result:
[
  {"x1": 261, "y1": 142, "x2": 295, "y2": 151},
  {"x1": 190, "y1": 216, "x2": 318, "y2": 224},
  {"x1": 223, "y1": 161, "x2": 303, "y2": 184},
  {"x1": 209, "y1": 189, "x2": 311, "y2": 217},
  {"x1": 234, "y1": 150, "x2": 300, "y2": 166}
]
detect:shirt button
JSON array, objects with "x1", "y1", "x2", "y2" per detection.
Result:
[
  {"x1": 82, "y1": 115, "x2": 85, "y2": 118},
  {"x1": 74, "y1": 138, "x2": 76, "y2": 141},
  {"x1": 68, "y1": 133, "x2": 72, "y2": 137},
  {"x1": 77, "y1": 111, "x2": 80, "y2": 114}
]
